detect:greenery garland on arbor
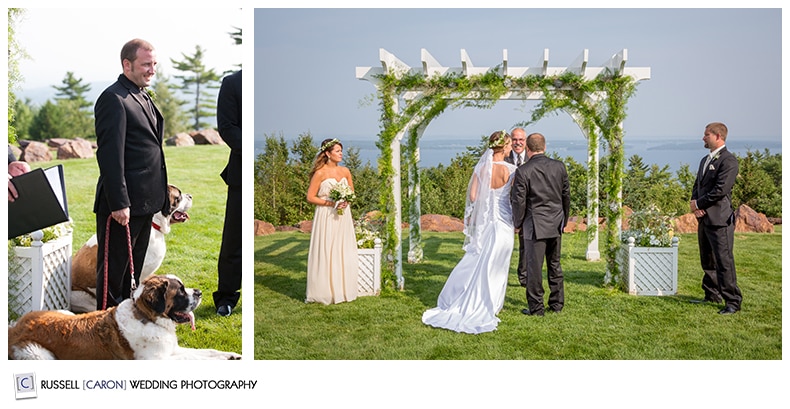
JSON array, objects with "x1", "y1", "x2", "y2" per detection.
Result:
[{"x1": 374, "y1": 68, "x2": 638, "y2": 289}]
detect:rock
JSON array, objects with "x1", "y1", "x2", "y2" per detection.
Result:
[
  {"x1": 564, "y1": 216, "x2": 587, "y2": 233},
  {"x1": 47, "y1": 138, "x2": 71, "y2": 148},
  {"x1": 8, "y1": 144, "x2": 23, "y2": 160},
  {"x1": 420, "y1": 214, "x2": 464, "y2": 232},
  {"x1": 20, "y1": 141, "x2": 52, "y2": 162},
  {"x1": 673, "y1": 213, "x2": 698, "y2": 234},
  {"x1": 166, "y1": 132, "x2": 195, "y2": 147},
  {"x1": 767, "y1": 217, "x2": 782, "y2": 225},
  {"x1": 735, "y1": 204, "x2": 773, "y2": 233},
  {"x1": 191, "y1": 129, "x2": 224, "y2": 145},
  {"x1": 673, "y1": 205, "x2": 774, "y2": 234},
  {"x1": 56, "y1": 138, "x2": 94, "y2": 159},
  {"x1": 276, "y1": 226, "x2": 298, "y2": 232},
  {"x1": 254, "y1": 220, "x2": 276, "y2": 236},
  {"x1": 297, "y1": 220, "x2": 313, "y2": 234},
  {"x1": 621, "y1": 206, "x2": 633, "y2": 230}
]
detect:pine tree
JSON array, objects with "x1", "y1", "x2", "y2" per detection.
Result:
[{"x1": 171, "y1": 45, "x2": 221, "y2": 130}]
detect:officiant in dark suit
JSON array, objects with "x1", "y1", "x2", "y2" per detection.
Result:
[
  {"x1": 93, "y1": 38, "x2": 168, "y2": 310},
  {"x1": 505, "y1": 127, "x2": 528, "y2": 287},
  {"x1": 690, "y1": 122, "x2": 742, "y2": 315},
  {"x1": 214, "y1": 69, "x2": 242, "y2": 317},
  {"x1": 511, "y1": 132, "x2": 570, "y2": 316}
]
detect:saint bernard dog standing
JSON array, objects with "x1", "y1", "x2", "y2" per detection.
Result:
[
  {"x1": 70, "y1": 184, "x2": 192, "y2": 313},
  {"x1": 8, "y1": 275, "x2": 241, "y2": 360}
]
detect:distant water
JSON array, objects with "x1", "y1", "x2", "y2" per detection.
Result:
[{"x1": 254, "y1": 137, "x2": 781, "y2": 173}]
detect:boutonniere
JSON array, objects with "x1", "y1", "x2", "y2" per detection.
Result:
[
  {"x1": 145, "y1": 88, "x2": 156, "y2": 102},
  {"x1": 711, "y1": 152, "x2": 721, "y2": 162}
]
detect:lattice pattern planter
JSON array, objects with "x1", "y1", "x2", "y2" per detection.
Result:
[
  {"x1": 357, "y1": 239, "x2": 381, "y2": 296},
  {"x1": 8, "y1": 230, "x2": 72, "y2": 320},
  {"x1": 618, "y1": 236, "x2": 679, "y2": 296}
]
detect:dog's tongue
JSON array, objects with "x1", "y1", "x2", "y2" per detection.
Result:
[
  {"x1": 189, "y1": 311, "x2": 196, "y2": 331},
  {"x1": 173, "y1": 211, "x2": 189, "y2": 223}
]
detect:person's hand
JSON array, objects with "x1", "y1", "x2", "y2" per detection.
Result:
[
  {"x1": 8, "y1": 161, "x2": 31, "y2": 177},
  {"x1": 8, "y1": 174, "x2": 19, "y2": 202},
  {"x1": 689, "y1": 199, "x2": 699, "y2": 212},
  {"x1": 112, "y1": 208, "x2": 131, "y2": 226},
  {"x1": 694, "y1": 209, "x2": 706, "y2": 218},
  {"x1": 336, "y1": 201, "x2": 348, "y2": 209},
  {"x1": 8, "y1": 161, "x2": 31, "y2": 202}
]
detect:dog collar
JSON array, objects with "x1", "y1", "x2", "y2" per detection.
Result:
[{"x1": 152, "y1": 222, "x2": 161, "y2": 232}]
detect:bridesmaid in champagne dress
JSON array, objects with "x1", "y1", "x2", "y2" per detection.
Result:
[{"x1": 305, "y1": 138, "x2": 358, "y2": 305}]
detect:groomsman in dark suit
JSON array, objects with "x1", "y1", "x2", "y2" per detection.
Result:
[
  {"x1": 690, "y1": 122, "x2": 742, "y2": 315},
  {"x1": 214, "y1": 70, "x2": 242, "y2": 317},
  {"x1": 505, "y1": 127, "x2": 528, "y2": 287},
  {"x1": 93, "y1": 38, "x2": 168, "y2": 310},
  {"x1": 511, "y1": 133, "x2": 570, "y2": 316}
]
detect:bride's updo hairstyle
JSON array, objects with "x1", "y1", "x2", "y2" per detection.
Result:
[
  {"x1": 488, "y1": 130, "x2": 511, "y2": 152},
  {"x1": 309, "y1": 138, "x2": 343, "y2": 179}
]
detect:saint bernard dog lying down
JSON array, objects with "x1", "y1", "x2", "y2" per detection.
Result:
[
  {"x1": 8, "y1": 275, "x2": 241, "y2": 360},
  {"x1": 70, "y1": 184, "x2": 192, "y2": 313}
]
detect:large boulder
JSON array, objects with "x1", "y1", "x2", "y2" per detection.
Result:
[
  {"x1": 47, "y1": 138, "x2": 71, "y2": 148},
  {"x1": 254, "y1": 220, "x2": 276, "y2": 236},
  {"x1": 297, "y1": 220, "x2": 313, "y2": 234},
  {"x1": 420, "y1": 214, "x2": 464, "y2": 232},
  {"x1": 191, "y1": 129, "x2": 224, "y2": 145},
  {"x1": 673, "y1": 213, "x2": 698, "y2": 234},
  {"x1": 673, "y1": 204, "x2": 774, "y2": 234},
  {"x1": 735, "y1": 204, "x2": 773, "y2": 233},
  {"x1": 56, "y1": 138, "x2": 94, "y2": 159},
  {"x1": 166, "y1": 132, "x2": 195, "y2": 147},
  {"x1": 8, "y1": 144, "x2": 23, "y2": 160},
  {"x1": 20, "y1": 141, "x2": 52, "y2": 162}
]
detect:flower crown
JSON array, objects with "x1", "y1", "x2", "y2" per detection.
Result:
[
  {"x1": 320, "y1": 138, "x2": 340, "y2": 152},
  {"x1": 488, "y1": 130, "x2": 508, "y2": 149}
]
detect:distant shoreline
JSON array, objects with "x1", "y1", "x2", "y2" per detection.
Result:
[{"x1": 254, "y1": 137, "x2": 781, "y2": 172}]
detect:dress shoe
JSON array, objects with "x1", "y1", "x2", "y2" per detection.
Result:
[
  {"x1": 718, "y1": 306, "x2": 739, "y2": 315},
  {"x1": 217, "y1": 304, "x2": 233, "y2": 317},
  {"x1": 521, "y1": 308, "x2": 544, "y2": 316}
]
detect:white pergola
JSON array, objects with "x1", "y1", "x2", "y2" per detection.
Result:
[{"x1": 357, "y1": 48, "x2": 651, "y2": 289}]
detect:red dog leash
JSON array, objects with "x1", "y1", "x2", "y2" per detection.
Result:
[{"x1": 101, "y1": 214, "x2": 137, "y2": 310}]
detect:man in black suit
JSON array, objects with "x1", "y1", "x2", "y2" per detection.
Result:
[
  {"x1": 690, "y1": 122, "x2": 742, "y2": 315},
  {"x1": 504, "y1": 127, "x2": 528, "y2": 287},
  {"x1": 214, "y1": 70, "x2": 242, "y2": 317},
  {"x1": 511, "y1": 133, "x2": 570, "y2": 316},
  {"x1": 93, "y1": 38, "x2": 168, "y2": 310}
]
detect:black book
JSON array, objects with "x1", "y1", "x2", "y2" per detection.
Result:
[{"x1": 8, "y1": 165, "x2": 69, "y2": 239}]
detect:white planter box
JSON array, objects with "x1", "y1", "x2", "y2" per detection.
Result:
[
  {"x1": 8, "y1": 230, "x2": 72, "y2": 319},
  {"x1": 618, "y1": 236, "x2": 679, "y2": 296},
  {"x1": 357, "y1": 239, "x2": 381, "y2": 296}
]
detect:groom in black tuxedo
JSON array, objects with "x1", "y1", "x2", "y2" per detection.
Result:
[
  {"x1": 690, "y1": 122, "x2": 742, "y2": 315},
  {"x1": 511, "y1": 133, "x2": 570, "y2": 316},
  {"x1": 93, "y1": 38, "x2": 168, "y2": 309},
  {"x1": 505, "y1": 127, "x2": 528, "y2": 287}
]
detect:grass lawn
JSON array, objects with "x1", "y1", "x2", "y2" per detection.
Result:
[
  {"x1": 254, "y1": 227, "x2": 781, "y2": 360},
  {"x1": 11, "y1": 144, "x2": 242, "y2": 355}
]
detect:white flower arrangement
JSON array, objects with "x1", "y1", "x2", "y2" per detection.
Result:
[
  {"x1": 329, "y1": 181, "x2": 356, "y2": 215},
  {"x1": 621, "y1": 205, "x2": 675, "y2": 247},
  {"x1": 354, "y1": 218, "x2": 383, "y2": 249}
]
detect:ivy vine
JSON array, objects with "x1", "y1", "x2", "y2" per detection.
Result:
[{"x1": 374, "y1": 67, "x2": 638, "y2": 289}]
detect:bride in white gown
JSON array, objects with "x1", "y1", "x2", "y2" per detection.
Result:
[{"x1": 422, "y1": 131, "x2": 517, "y2": 334}]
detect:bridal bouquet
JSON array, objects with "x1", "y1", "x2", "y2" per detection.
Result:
[{"x1": 329, "y1": 182, "x2": 356, "y2": 215}]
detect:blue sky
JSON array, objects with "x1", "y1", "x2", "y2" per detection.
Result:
[{"x1": 254, "y1": 8, "x2": 781, "y2": 144}]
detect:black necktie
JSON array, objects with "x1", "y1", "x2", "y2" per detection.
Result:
[
  {"x1": 142, "y1": 91, "x2": 157, "y2": 128},
  {"x1": 516, "y1": 154, "x2": 523, "y2": 166}
]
